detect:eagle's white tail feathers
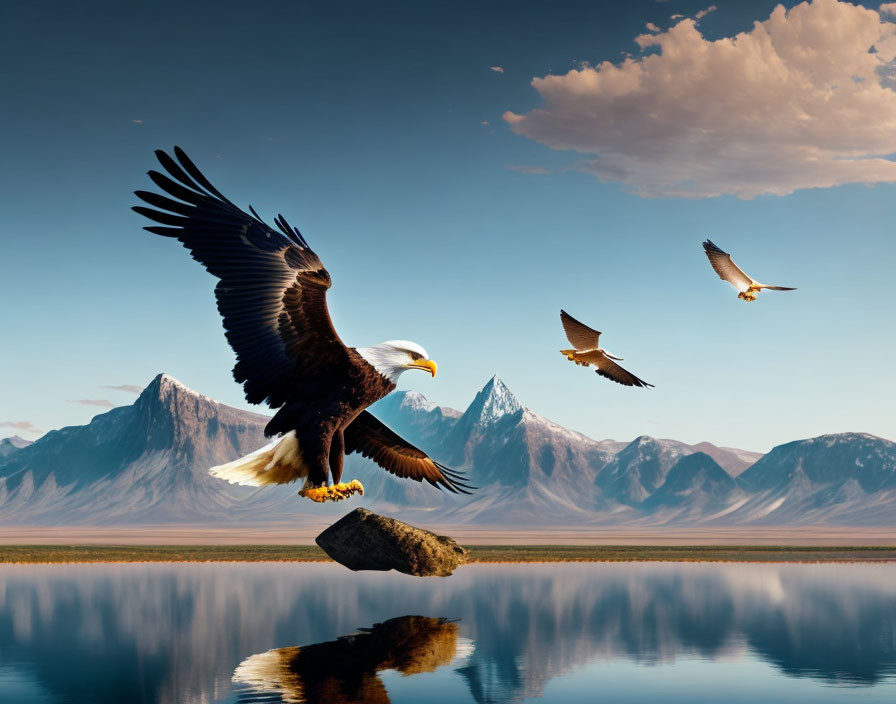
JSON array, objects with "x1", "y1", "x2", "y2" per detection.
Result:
[{"x1": 209, "y1": 431, "x2": 305, "y2": 487}]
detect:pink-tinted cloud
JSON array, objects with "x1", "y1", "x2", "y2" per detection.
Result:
[
  {"x1": 504, "y1": 0, "x2": 896, "y2": 198},
  {"x1": 508, "y1": 164, "x2": 548, "y2": 174},
  {"x1": 695, "y1": 5, "x2": 717, "y2": 20},
  {"x1": 645, "y1": 22, "x2": 660, "y2": 32},
  {"x1": 490, "y1": 66, "x2": 504, "y2": 74},
  {"x1": 0, "y1": 420, "x2": 42, "y2": 435},
  {"x1": 69, "y1": 399, "x2": 115, "y2": 409},
  {"x1": 101, "y1": 384, "x2": 142, "y2": 394}
]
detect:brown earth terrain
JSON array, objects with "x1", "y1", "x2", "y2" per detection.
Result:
[{"x1": 2, "y1": 524, "x2": 896, "y2": 546}]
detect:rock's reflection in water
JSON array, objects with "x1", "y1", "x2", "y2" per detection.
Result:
[{"x1": 233, "y1": 615, "x2": 463, "y2": 704}]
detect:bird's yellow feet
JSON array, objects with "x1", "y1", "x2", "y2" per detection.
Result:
[
  {"x1": 299, "y1": 486, "x2": 330, "y2": 503},
  {"x1": 330, "y1": 480, "x2": 364, "y2": 501},
  {"x1": 299, "y1": 480, "x2": 365, "y2": 503}
]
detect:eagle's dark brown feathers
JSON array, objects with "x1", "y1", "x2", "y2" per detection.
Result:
[
  {"x1": 134, "y1": 147, "x2": 346, "y2": 409},
  {"x1": 135, "y1": 147, "x2": 471, "y2": 496},
  {"x1": 345, "y1": 411, "x2": 473, "y2": 494},
  {"x1": 560, "y1": 309, "x2": 601, "y2": 350}
]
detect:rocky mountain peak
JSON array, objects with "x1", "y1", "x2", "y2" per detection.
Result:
[
  {"x1": 134, "y1": 373, "x2": 233, "y2": 425},
  {"x1": 0, "y1": 435, "x2": 32, "y2": 458},
  {"x1": 124, "y1": 373, "x2": 269, "y2": 464},
  {"x1": 396, "y1": 390, "x2": 439, "y2": 414},
  {"x1": 665, "y1": 452, "x2": 731, "y2": 481},
  {"x1": 807, "y1": 432, "x2": 889, "y2": 447},
  {"x1": 139, "y1": 373, "x2": 211, "y2": 405},
  {"x1": 643, "y1": 452, "x2": 739, "y2": 512},
  {"x1": 459, "y1": 376, "x2": 523, "y2": 428},
  {"x1": 739, "y1": 431, "x2": 896, "y2": 496}
]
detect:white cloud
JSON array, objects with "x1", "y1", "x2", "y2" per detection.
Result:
[
  {"x1": 490, "y1": 66, "x2": 504, "y2": 74},
  {"x1": 508, "y1": 164, "x2": 548, "y2": 174},
  {"x1": 503, "y1": 0, "x2": 896, "y2": 198},
  {"x1": 480, "y1": 120, "x2": 489, "y2": 126},
  {"x1": 695, "y1": 5, "x2": 717, "y2": 20},
  {"x1": 645, "y1": 22, "x2": 660, "y2": 32},
  {"x1": 131, "y1": 119, "x2": 143, "y2": 124}
]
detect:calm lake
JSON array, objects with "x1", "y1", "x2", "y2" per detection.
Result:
[{"x1": 0, "y1": 562, "x2": 894, "y2": 703}]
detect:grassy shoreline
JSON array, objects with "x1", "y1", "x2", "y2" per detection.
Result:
[{"x1": 1, "y1": 545, "x2": 896, "y2": 564}]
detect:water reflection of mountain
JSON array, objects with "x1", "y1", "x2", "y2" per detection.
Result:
[
  {"x1": 233, "y1": 615, "x2": 460, "y2": 703},
  {"x1": 456, "y1": 565, "x2": 896, "y2": 701},
  {"x1": 0, "y1": 563, "x2": 893, "y2": 703}
]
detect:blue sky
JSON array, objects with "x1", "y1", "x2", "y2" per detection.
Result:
[{"x1": 1, "y1": 0, "x2": 894, "y2": 452}]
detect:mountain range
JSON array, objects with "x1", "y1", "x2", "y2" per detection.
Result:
[{"x1": 1, "y1": 373, "x2": 894, "y2": 526}]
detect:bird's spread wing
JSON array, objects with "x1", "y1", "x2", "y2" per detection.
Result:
[
  {"x1": 759, "y1": 284, "x2": 796, "y2": 291},
  {"x1": 576, "y1": 350, "x2": 654, "y2": 388},
  {"x1": 344, "y1": 411, "x2": 473, "y2": 494},
  {"x1": 702, "y1": 240, "x2": 754, "y2": 293},
  {"x1": 134, "y1": 147, "x2": 350, "y2": 408},
  {"x1": 560, "y1": 310, "x2": 601, "y2": 350}
]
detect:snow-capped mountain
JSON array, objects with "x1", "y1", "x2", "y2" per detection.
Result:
[
  {"x1": 355, "y1": 376, "x2": 620, "y2": 520},
  {"x1": 457, "y1": 375, "x2": 523, "y2": 427},
  {"x1": 596, "y1": 435, "x2": 686, "y2": 505},
  {"x1": 0, "y1": 375, "x2": 305, "y2": 524},
  {"x1": 369, "y1": 389, "x2": 461, "y2": 452},
  {"x1": 723, "y1": 433, "x2": 896, "y2": 525},
  {"x1": 0, "y1": 435, "x2": 31, "y2": 458},
  {"x1": 446, "y1": 380, "x2": 624, "y2": 524},
  {"x1": 1, "y1": 374, "x2": 894, "y2": 527}
]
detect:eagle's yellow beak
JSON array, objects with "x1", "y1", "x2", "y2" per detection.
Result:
[{"x1": 409, "y1": 359, "x2": 437, "y2": 377}]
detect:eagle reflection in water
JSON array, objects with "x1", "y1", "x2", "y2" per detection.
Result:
[{"x1": 233, "y1": 615, "x2": 465, "y2": 703}]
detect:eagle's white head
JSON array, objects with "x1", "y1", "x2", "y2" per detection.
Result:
[{"x1": 356, "y1": 340, "x2": 437, "y2": 384}]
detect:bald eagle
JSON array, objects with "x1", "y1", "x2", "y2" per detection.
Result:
[
  {"x1": 134, "y1": 148, "x2": 471, "y2": 502},
  {"x1": 702, "y1": 240, "x2": 796, "y2": 302},
  {"x1": 559, "y1": 310, "x2": 654, "y2": 388}
]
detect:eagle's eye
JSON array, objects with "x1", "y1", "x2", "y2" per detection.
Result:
[{"x1": 409, "y1": 351, "x2": 422, "y2": 361}]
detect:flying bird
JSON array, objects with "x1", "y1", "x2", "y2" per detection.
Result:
[
  {"x1": 702, "y1": 240, "x2": 796, "y2": 302},
  {"x1": 134, "y1": 148, "x2": 471, "y2": 502},
  {"x1": 559, "y1": 310, "x2": 653, "y2": 388}
]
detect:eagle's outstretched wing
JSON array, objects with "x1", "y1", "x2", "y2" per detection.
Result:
[
  {"x1": 702, "y1": 240, "x2": 754, "y2": 293},
  {"x1": 560, "y1": 310, "x2": 601, "y2": 350},
  {"x1": 344, "y1": 411, "x2": 473, "y2": 494},
  {"x1": 134, "y1": 147, "x2": 350, "y2": 408},
  {"x1": 575, "y1": 350, "x2": 654, "y2": 388}
]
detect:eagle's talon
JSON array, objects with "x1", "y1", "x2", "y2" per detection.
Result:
[
  {"x1": 299, "y1": 485, "x2": 333, "y2": 503},
  {"x1": 299, "y1": 480, "x2": 365, "y2": 503}
]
